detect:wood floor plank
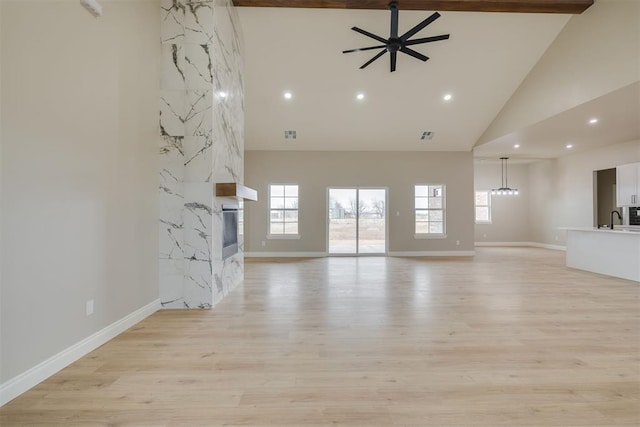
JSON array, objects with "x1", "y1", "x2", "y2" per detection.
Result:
[{"x1": 1, "y1": 247, "x2": 638, "y2": 425}]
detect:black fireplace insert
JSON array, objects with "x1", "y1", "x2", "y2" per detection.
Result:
[{"x1": 222, "y1": 204, "x2": 239, "y2": 259}]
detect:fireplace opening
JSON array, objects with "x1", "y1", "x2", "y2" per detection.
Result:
[{"x1": 222, "y1": 204, "x2": 239, "y2": 260}]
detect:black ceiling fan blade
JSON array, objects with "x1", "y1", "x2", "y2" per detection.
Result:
[
  {"x1": 342, "y1": 45, "x2": 387, "y2": 54},
  {"x1": 400, "y1": 12, "x2": 441, "y2": 42},
  {"x1": 404, "y1": 34, "x2": 450, "y2": 46},
  {"x1": 344, "y1": 4, "x2": 448, "y2": 72},
  {"x1": 360, "y1": 49, "x2": 387, "y2": 69},
  {"x1": 390, "y1": 3, "x2": 399, "y2": 39},
  {"x1": 400, "y1": 46, "x2": 429, "y2": 62},
  {"x1": 351, "y1": 27, "x2": 387, "y2": 44}
]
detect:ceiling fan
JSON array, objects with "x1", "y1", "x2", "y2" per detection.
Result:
[{"x1": 342, "y1": 1, "x2": 450, "y2": 72}]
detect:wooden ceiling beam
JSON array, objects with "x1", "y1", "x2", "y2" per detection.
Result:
[{"x1": 232, "y1": 0, "x2": 594, "y2": 14}]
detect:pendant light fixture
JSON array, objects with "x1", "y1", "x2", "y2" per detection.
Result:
[{"x1": 491, "y1": 157, "x2": 519, "y2": 196}]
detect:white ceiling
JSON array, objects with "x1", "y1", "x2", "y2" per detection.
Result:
[
  {"x1": 238, "y1": 7, "x2": 571, "y2": 152},
  {"x1": 474, "y1": 81, "x2": 640, "y2": 161}
]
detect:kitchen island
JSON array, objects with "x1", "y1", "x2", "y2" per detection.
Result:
[{"x1": 566, "y1": 228, "x2": 640, "y2": 282}]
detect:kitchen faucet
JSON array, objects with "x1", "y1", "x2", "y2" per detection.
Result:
[{"x1": 610, "y1": 210, "x2": 622, "y2": 230}]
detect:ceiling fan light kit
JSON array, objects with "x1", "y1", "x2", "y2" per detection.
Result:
[
  {"x1": 491, "y1": 157, "x2": 519, "y2": 196},
  {"x1": 342, "y1": 1, "x2": 450, "y2": 72}
]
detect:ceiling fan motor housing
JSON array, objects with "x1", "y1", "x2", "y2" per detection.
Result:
[{"x1": 387, "y1": 39, "x2": 401, "y2": 52}]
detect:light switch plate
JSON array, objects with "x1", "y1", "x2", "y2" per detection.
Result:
[{"x1": 86, "y1": 300, "x2": 94, "y2": 316}]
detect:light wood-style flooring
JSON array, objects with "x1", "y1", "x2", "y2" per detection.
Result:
[{"x1": 1, "y1": 247, "x2": 639, "y2": 426}]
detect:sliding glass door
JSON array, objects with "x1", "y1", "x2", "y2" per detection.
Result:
[{"x1": 328, "y1": 188, "x2": 387, "y2": 255}]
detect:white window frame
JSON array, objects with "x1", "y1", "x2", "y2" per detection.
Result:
[
  {"x1": 414, "y1": 184, "x2": 447, "y2": 239},
  {"x1": 267, "y1": 183, "x2": 300, "y2": 239},
  {"x1": 475, "y1": 190, "x2": 492, "y2": 224}
]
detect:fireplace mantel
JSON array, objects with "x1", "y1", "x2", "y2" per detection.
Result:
[{"x1": 215, "y1": 183, "x2": 258, "y2": 201}]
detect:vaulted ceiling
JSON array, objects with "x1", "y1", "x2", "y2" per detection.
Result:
[
  {"x1": 235, "y1": 0, "x2": 640, "y2": 159},
  {"x1": 237, "y1": 6, "x2": 570, "y2": 152}
]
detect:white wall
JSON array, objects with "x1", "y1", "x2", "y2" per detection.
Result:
[
  {"x1": 1, "y1": 0, "x2": 159, "y2": 383},
  {"x1": 529, "y1": 139, "x2": 640, "y2": 246},
  {"x1": 474, "y1": 162, "x2": 530, "y2": 243},
  {"x1": 244, "y1": 151, "x2": 475, "y2": 254},
  {"x1": 479, "y1": 0, "x2": 640, "y2": 145}
]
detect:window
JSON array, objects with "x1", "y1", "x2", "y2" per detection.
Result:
[
  {"x1": 415, "y1": 185, "x2": 445, "y2": 236},
  {"x1": 475, "y1": 190, "x2": 491, "y2": 224},
  {"x1": 269, "y1": 184, "x2": 298, "y2": 235}
]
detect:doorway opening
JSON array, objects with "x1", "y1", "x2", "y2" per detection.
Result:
[
  {"x1": 594, "y1": 168, "x2": 619, "y2": 228},
  {"x1": 328, "y1": 188, "x2": 387, "y2": 255}
]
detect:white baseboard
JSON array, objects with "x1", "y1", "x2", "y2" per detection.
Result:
[
  {"x1": 245, "y1": 252, "x2": 327, "y2": 258},
  {"x1": 475, "y1": 241, "x2": 531, "y2": 247},
  {"x1": 248, "y1": 245, "x2": 566, "y2": 258},
  {"x1": 528, "y1": 242, "x2": 566, "y2": 251},
  {"x1": 0, "y1": 298, "x2": 161, "y2": 407},
  {"x1": 388, "y1": 251, "x2": 475, "y2": 257},
  {"x1": 244, "y1": 251, "x2": 476, "y2": 258},
  {"x1": 247, "y1": 251, "x2": 476, "y2": 257},
  {"x1": 475, "y1": 241, "x2": 566, "y2": 251}
]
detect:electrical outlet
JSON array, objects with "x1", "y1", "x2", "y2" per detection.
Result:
[
  {"x1": 86, "y1": 300, "x2": 94, "y2": 316},
  {"x1": 555, "y1": 235, "x2": 559, "y2": 241},
  {"x1": 261, "y1": 240, "x2": 266, "y2": 247},
  {"x1": 396, "y1": 211, "x2": 400, "y2": 216},
  {"x1": 483, "y1": 234, "x2": 487, "y2": 238},
  {"x1": 456, "y1": 240, "x2": 460, "y2": 246}
]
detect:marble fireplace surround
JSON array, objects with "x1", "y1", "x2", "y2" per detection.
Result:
[
  {"x1": 218, "y1": 183, "x2": 257, "y2": 260},
  {"x1": 159, "y1": 0, "x2": 246, "y2": 309}
]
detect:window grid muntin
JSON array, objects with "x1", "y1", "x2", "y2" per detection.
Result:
[
  {"x1": 475, "y1": 190, "x2": 491, "y2": 223},
  {"x1": 415, "y1": 184, "x2": 445, "y2": 235},
  {"x1": 269, "y1": 184, "x2": 299, "y2": 235}
]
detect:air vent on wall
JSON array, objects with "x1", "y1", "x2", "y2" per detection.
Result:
[
  {"x1": 284, "y1": 130, "x2": 297, "y2": 140},
  {"x1": 421, "y1": 131, "x2": 434, "y2": 140}
]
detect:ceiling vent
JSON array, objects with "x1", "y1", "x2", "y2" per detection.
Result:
[
  {"x1": 421, "y1": 131, "x2": 434, "y2": 140},
  {"x1": 284, "y1": 130, "x2": 297, "y2": 140}
]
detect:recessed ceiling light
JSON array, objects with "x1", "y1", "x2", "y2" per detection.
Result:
[
  {"x1": 514, "y1": 144, "x2": 520, "y2": 148},
  {"x1": 589, "y1": 118, "x2": 598, "y2": 124},
  {"x1": 566, "y1": 144, "x2": 574, "y2": 149},
  {"x1": 356, "y1": 93, "x2": 365, "y2": 100},
  {"x1": 283, "y1": 92, "x2": 292, "y2": 100},
  {"x1": 217, "y1": 91, "x2": 228, "y2": 99},
  {"x1": 443, "y1": 94, "x2": 452, "y2": 101}
]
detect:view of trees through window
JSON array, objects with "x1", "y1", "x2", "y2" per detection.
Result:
[
  {"x1": 328, "y1": 188, "x2": 386, "y2": 254},
  {"x1": 329, "y1": 197, "x2": 385, "y2": 220},
  {"x1": 268, "y1": 184, "x2": 450, "y2": 247}
]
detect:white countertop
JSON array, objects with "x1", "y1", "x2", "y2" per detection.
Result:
[{"x1": 566, "y1": 227, "x2": 640, "y2": 235}]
